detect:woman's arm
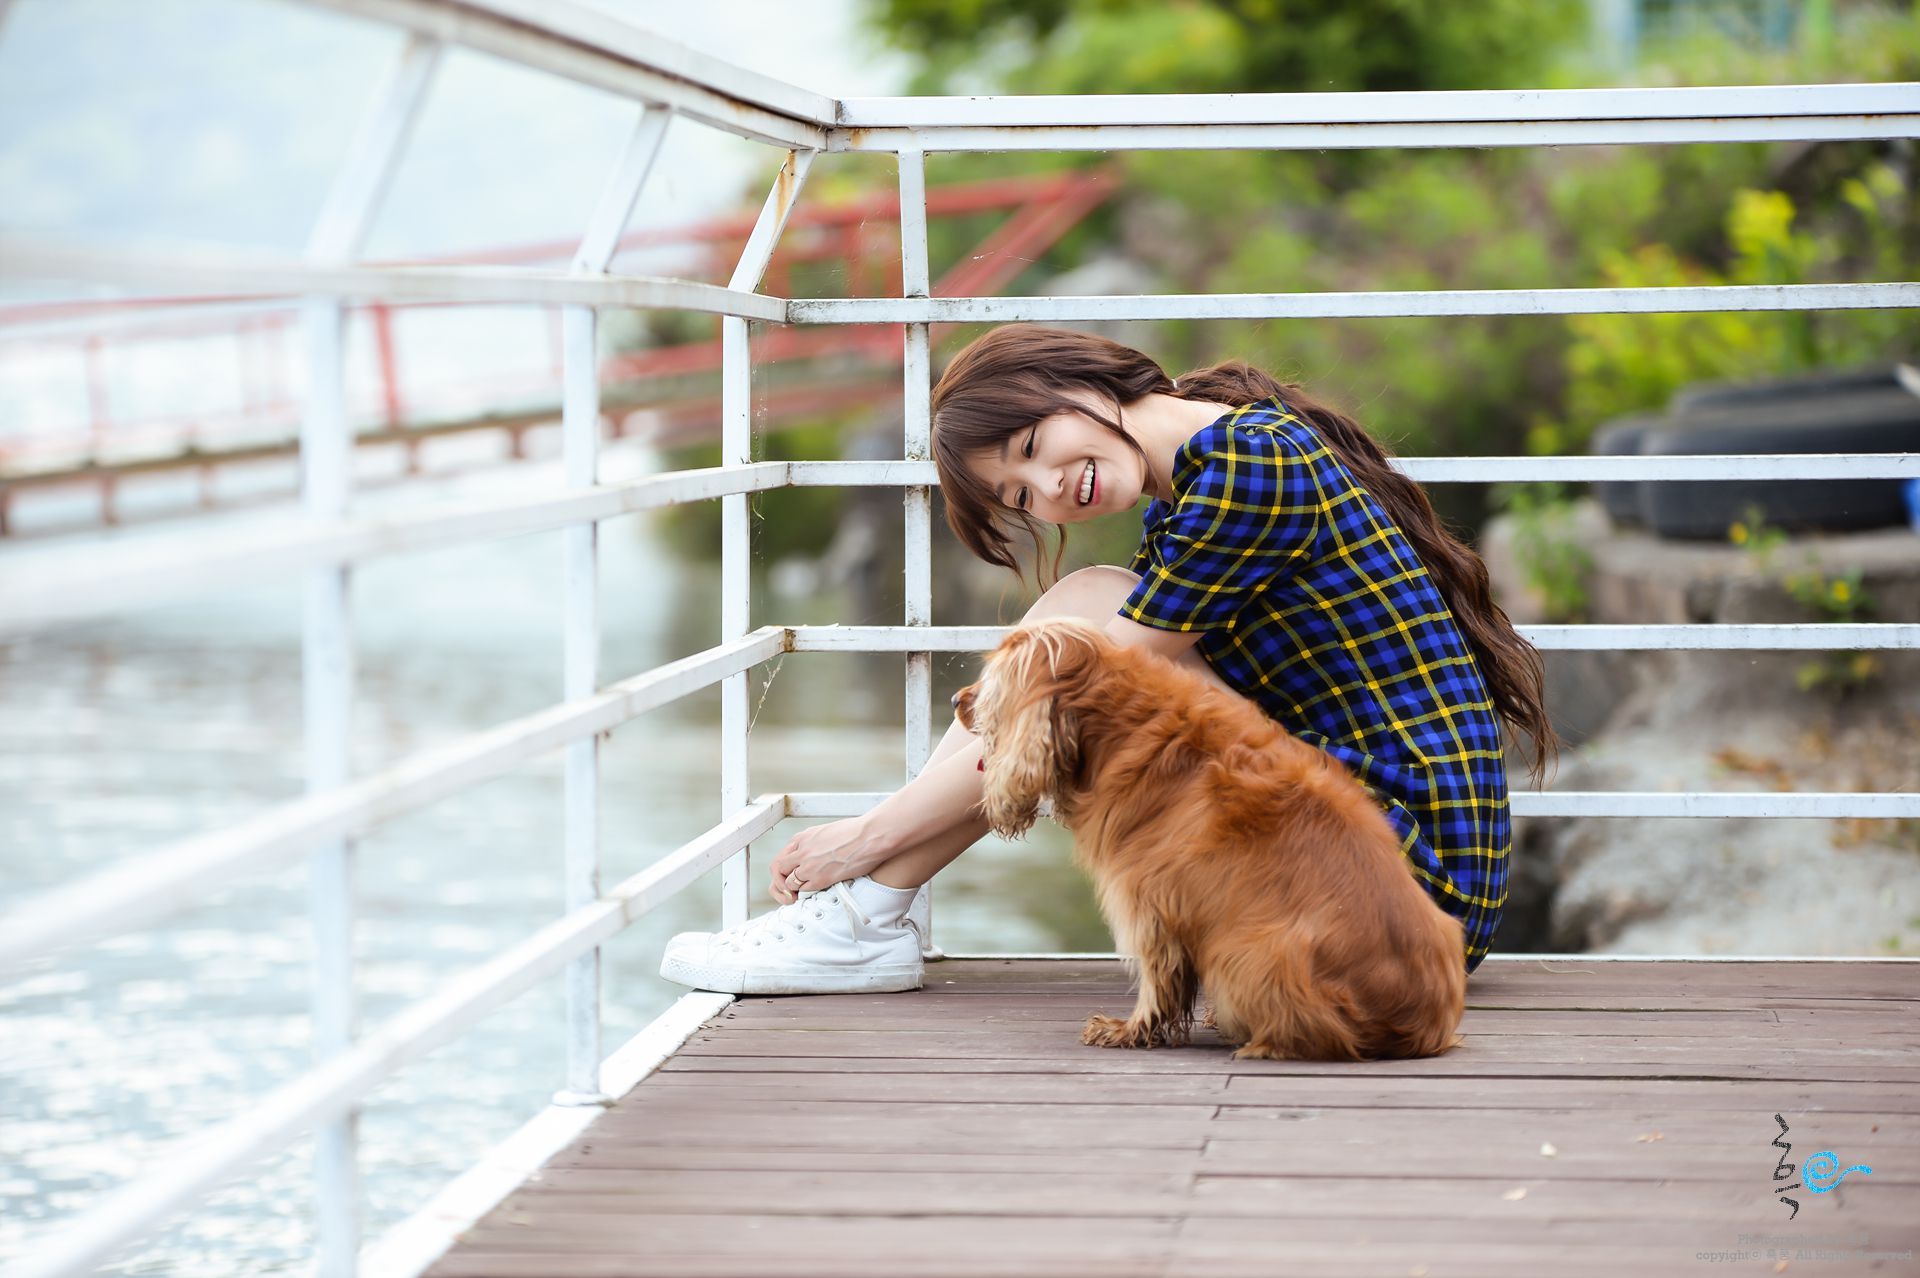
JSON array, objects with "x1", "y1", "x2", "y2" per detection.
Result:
[{"x1": 768, "y1": 729, "x2": 993, "y2": 902}]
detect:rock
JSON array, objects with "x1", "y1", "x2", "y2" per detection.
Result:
[{"x1": 1487, "y1": 499, "x2": 1920, "y2": 959}]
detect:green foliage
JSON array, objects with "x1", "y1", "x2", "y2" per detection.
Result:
[
  {"x1": 1489, "y1": 480, "x2": 1595, "y2": 624},
  {"x1": 863, "y1": 0, "x2": 1590, "y2": 95},
  {"x1": 1728, "y1": 502, "x2": 1882, "y2": 699},
  {"x1": 1557, "y1": 165, "x2": 1915, "y2": 448}
]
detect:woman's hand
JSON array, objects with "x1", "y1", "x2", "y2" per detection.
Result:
[{"x1": 768, "y1": 816, "x2": 887, "y2": 905}]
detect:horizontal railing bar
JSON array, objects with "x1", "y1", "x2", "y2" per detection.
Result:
[
  {"x1": 789, "y1": 282, "x2": 1918, "y2": 324},
  {"x1": 784, "y1": 455, "x2": 1920, "y2": 485},
  {"x1": 838, "y1": 83, "x2": 1919, "y2": 129},
  {"x1": 9, "y1": 248, "x2": 1913, "y2": 328},
  {"x1": 0, "y1": 463, "x2": 793, "y2": 634},
  {"x1": 941, "y1": 951, "x2": 1920, "y2": 963},
  {"x1": 301, "y1": 0, "x2": 833, "y2": 149},
  {"x1": 0, "y1": 629, "x2": 788, "y2": 973},
  {"x1": 1500, "y1": 791, "x2": 1920, "y2": 818},
  {"x1": 1517, "y1": 623, "x2": 1920, "y2": 650},
  {"x1": 833, "y1": 115, "x2": 1920, "y2": 154},
  {"x1": 7, "y1": 437, "x2": 1915, "y2": 631},
  {"x1": 791, "y1": 623, "x2": 1920, "y2": 653},
  {"x1": 0, "y1": 233, "x2": 790, "y2": 320},
  {"x1": 1, "y1": 796, "x2": 784, "y2": 1278},
  {"x1": 1377, "y1": 453, "x2": 1920, "y2": 482},
  {"x1": 788, "y1": 789, "x2": 1920, "y2": 819}
]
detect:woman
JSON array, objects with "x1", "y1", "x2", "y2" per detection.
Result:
[{"x1": 658, "y1": 324, "x2": 1558, "y2": 996}]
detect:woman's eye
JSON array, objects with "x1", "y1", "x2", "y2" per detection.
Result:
[{"x1": 1013, "y1": 426, "x2": 1036, "y2": 509}]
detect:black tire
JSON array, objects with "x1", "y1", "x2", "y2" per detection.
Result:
[
  {"x1": 1636, "y1": 387, "x2": 1920, "y2": 540},
  {"x1": 1589, "y1": 412, "x2": 1665, "y2": 527},
  {"x1": 1670, "y1": 362, "x2": 1920, "y2": 414}
]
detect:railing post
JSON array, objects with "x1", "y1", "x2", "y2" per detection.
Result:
[
  {"x1": 555, "y1": 104, "x2": 673, "y2": 1107},
  {"x1": 298, "y1": 293, "x2": 357, "y2": 1278},
  {"x1": 896, "y1": 144, "x2": 942, "y2": 957},
  {"x1": 719, "y1": 325, "x2": 751, "y2": 929},
  {"x1": 721, "y1": 149, "x2": 815, "y2": 929},
  {"x1": 299, "y1": 34, "x2": 441, "y2": 1277}
]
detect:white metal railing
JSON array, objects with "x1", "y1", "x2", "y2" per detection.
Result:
[{"x1": 0, "y1": 2, "x2": 1915, "y2": 1276}]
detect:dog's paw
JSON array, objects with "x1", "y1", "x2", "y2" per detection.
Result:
[
  {"x1": 1081, "y1": 1013, "x2": 1141, "y2": 1049},
  {"x1": 1083, "y1": 1013, "x2": 1188, "y2": 1049}
]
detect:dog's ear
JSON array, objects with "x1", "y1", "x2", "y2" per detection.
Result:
[
  {"x1": 981, "y1": 689, "x2": 1056, "y2": 840},
  {"x1": 1024, "y1": 617, "x2": 1106, "y2": 684}
]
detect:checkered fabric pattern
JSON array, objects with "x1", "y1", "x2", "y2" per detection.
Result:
[{"x1": 1120, "y1": 395, "x2": 1511, "y2": 973}]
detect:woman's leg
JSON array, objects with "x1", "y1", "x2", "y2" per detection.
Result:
[{"x1": 869, "y1": 567, "x2": 1243, "y2": 888}]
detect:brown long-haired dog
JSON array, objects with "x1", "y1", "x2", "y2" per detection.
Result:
[{"x1": 953, "y1": 617, "x2": 1468, "y2": 1061}]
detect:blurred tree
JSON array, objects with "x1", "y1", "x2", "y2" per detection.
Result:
[{"x1": 865, "y1": 0, "x2": 1589, "y2": 96}]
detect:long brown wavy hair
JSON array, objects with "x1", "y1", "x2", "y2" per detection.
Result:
[{"x1": 930, "y1": 324, "x2": 1560, "y2": 786}]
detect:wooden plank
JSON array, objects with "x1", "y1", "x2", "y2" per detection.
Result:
[
  {"x1": 1206, "y1": 1107, "x2": 1914, "y2": 1144},
  {"x1": 1220, "y1": 1075, "x2": 1920, "y2": 1112},
  {"x1": 1198, "y1": 1144, "x2": 1902, "y2": 1183},
  {"x1": 434, "y1": 1213, "x2": 1179, "y2": 1277},
  {"x1": 1164, "y1": 1214, "x2": 1920, "y2": 1246},
  {"x1": 1162, "y1": 1238, "x2": 1915, "y2": 1278},
  {"x1": 494, "y1": 1172, "x2": 1197, "y2": 1219},
  {"x1": 595, "y1": 1098, "x2": 1219, "y2": 1126},
  {"x1": 910, "y1": 958, "x2": 1918, "y2": 998},
  {"x1": 638, "y1": 1071, "x2": 1235, "y2": 1102},
  {"x1": 513, "y1": 1147, "x2": 1196, "y2": 1175},
  {"x1": 697, "y1": 1007, "x2": 1918, "y2": 1036},
  {"x1": 640, "y1": 1069, "x2": 1919, "y2": 1113},
  {"x1": 671, "y1": 1028, "x2": 1920, "y2": 1070},
  {"x1": 660, "y1": 1043, "x2": 1920, "y2": 1074},
  {"x1": 552, "y1": 1115, "x2": 1207, "y2": 1164}
]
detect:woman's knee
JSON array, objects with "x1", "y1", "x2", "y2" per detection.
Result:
[
  {"x1": 1017, "y1": 565, "x2": 1243, "y2": 700},
  {"x1": 1022, "y1": 565, "x2": 1141, "y2": 624}
]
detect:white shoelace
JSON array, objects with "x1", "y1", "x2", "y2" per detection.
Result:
[{"x1": 718, "y1": 881, "x2": 871, "y2": 950}]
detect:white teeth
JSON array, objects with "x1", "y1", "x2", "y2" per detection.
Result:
[{"x1": 1077, "y1": 460, "x2": 1095, "y2": 505}]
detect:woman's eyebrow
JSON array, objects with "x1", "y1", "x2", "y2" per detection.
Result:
[{"x1": 993, "y1": 435, "x2": 1010, "y2": 503}]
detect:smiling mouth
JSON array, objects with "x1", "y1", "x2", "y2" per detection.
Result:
[{"x1": 1076, "y1": 459, "x2": 1096, "y2": 506}]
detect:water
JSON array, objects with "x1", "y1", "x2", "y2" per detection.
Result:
[{"x1": 0, "y1": 440, "x2": 1105, "y2": 1274}]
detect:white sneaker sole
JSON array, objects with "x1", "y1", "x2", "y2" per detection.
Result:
[{"x1": 658, "y1": 953, "x2": 924, "y2": 995}]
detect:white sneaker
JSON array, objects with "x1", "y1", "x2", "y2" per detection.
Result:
[{"x1": 658, "y1": 878, "x2": 925, "y2": 995}]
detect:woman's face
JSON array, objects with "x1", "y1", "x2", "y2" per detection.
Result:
[{"x1": 968, "y1": 394, "x2": 1144, "y2": 526}]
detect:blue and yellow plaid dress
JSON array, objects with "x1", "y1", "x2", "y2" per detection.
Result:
[{"x1": 1119, "y1": 393, "x2": 1510, "y2": 973}]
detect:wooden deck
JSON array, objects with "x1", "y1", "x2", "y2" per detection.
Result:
[{"x1": 425, "y1": 958, "x2": 1918, "y2": 1278}]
